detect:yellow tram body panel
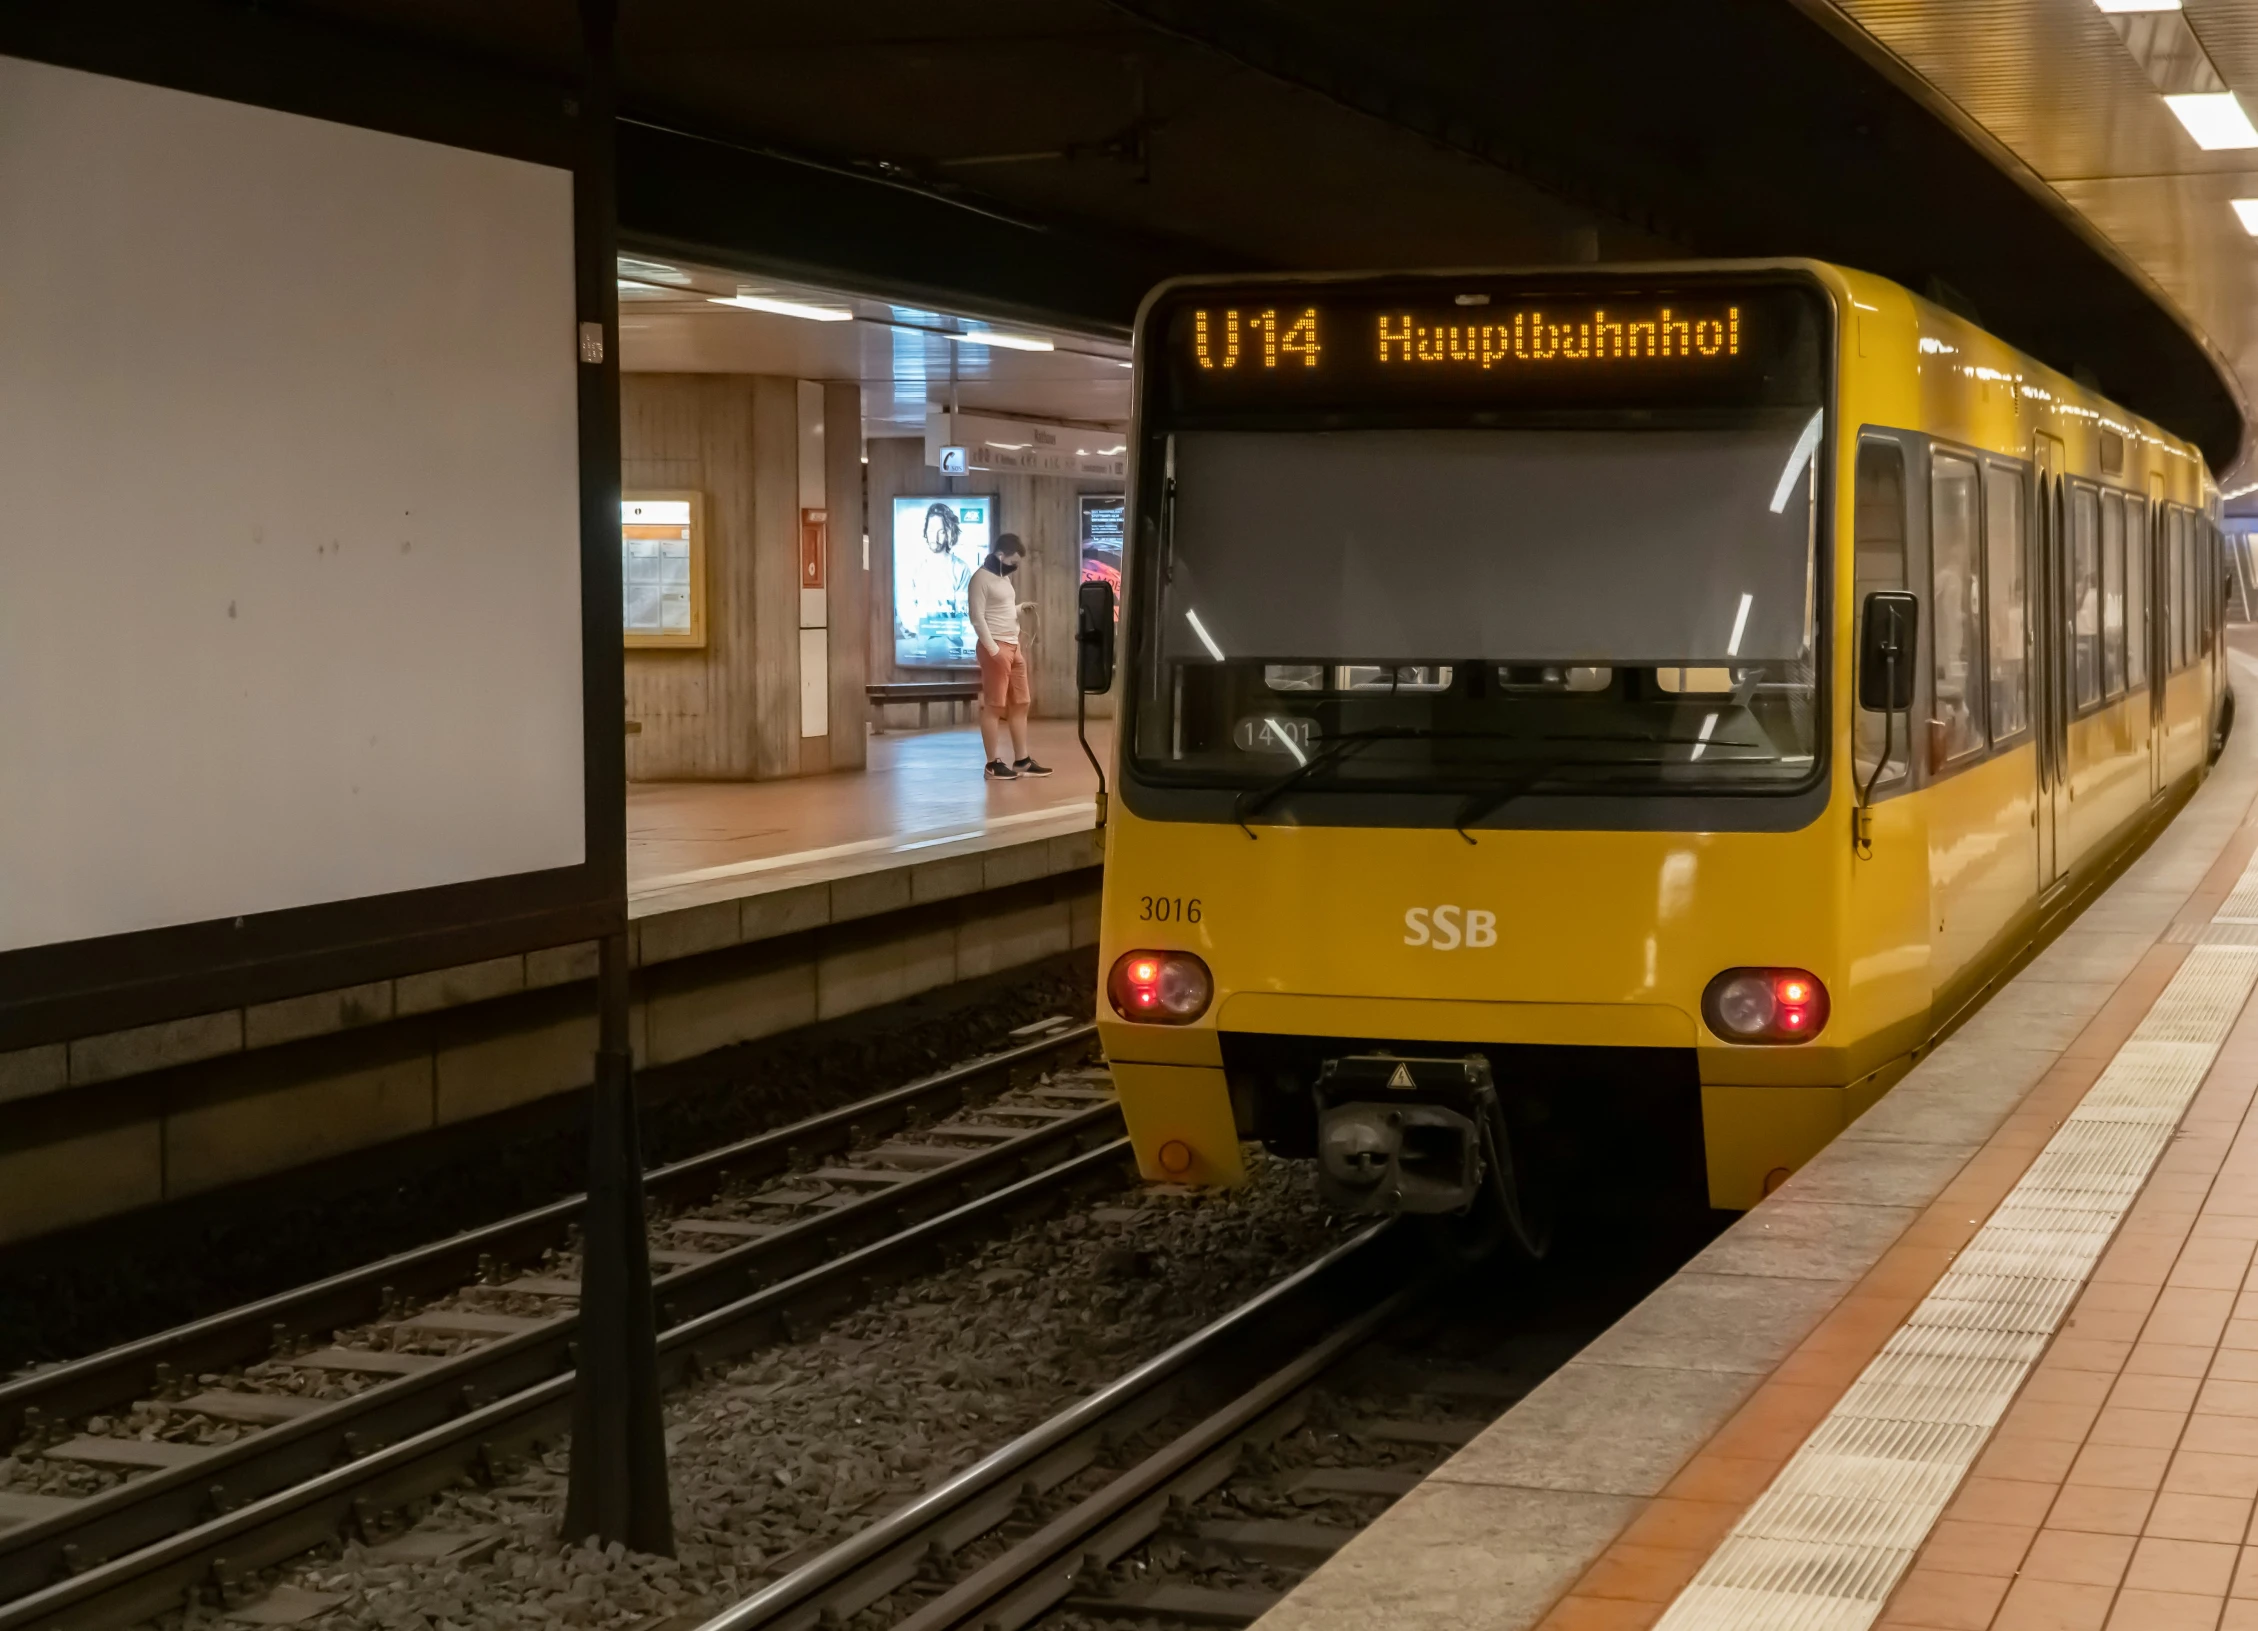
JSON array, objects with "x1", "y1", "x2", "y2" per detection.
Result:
[{"x1": 1095, "y1": 260, "x2": 2225, "y2": 1210}]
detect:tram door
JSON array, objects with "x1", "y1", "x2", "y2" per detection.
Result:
[{"x1": 2034, "y1": 434, "x2": 2068, "y2": 891}]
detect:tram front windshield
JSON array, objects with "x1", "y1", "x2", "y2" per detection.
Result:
[{"x1": 1136, "y1": 414, "x2": 1824, "y2": 794}]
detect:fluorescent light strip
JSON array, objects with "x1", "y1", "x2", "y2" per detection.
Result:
[
  {"x1": 2234, "y1": 199, "x2": 2258, "y2": 235},
  {"x1": 1726, "y1": 593, "x2": 1755, "y2": 659},
  {"x1": 708, "y1": 294, "x2": 854, "y2": 323},
  {"x1": 2094, "y1": 0, "x2": 2181, "y2": 11},
  {"x1": 2165, "y1": 92, "x2": 2258, "y2": 149},
  {"x1": 945, "y1": 330, "x2": 1055, "y2": 352}
]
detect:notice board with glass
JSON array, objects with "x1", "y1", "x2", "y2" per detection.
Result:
[{"x1": 621, "y1": 491, "x2": 705, "y2": 648}]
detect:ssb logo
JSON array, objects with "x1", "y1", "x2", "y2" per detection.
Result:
[{"x1": 1403, "y1": 906, "x2": 1497, "y2": 950}]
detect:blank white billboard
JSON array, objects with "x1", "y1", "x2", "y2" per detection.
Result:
[{"x1": 0, "y1": 55, "x2": 587, "y2": 955}]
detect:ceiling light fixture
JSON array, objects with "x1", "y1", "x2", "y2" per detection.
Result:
[
  {"x1": 708, "y1": 294, "x2": 854, "y2": 322},
  {"x1": 2164, "y1": 92, "x2": 2258, "y2": 149},
  {"x1": 2094, "y1": 0, "x2": 2181, "y2": 11},
  {"x1": 944, "y1": 329, "x2": 1055, "y2": 352},
  {"x1": 2234, "y1": 198, "x2": 2258, "y2": 234}
]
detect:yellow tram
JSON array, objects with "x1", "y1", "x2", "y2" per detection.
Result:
[{"x1": 1083, "y1": 260, "x2": 2227, "y2": 1227}]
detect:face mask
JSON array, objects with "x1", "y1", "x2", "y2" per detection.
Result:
[{"x1": 998, "y1": 558, "x2": 1020, "y2": 574}]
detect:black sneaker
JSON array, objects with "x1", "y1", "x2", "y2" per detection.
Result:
[
  {"x1": 986, "y1": 759, "x2": 1018, "y2": 779},
  {"x1": 1014, "y1": 757, "x2": 1054, "y2": 777}
]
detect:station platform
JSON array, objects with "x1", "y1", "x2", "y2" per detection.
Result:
[
  {"x1": 1259, "y1": 651, "x2": 2258, "y2": 1631},
  {"x1": 628, "y1": 719, "x2": 1105, "y2": 919}
]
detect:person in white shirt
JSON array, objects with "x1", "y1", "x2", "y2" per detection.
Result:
[{"x1": 968, "y1": 533, "x2": 1049, "y2": 778}]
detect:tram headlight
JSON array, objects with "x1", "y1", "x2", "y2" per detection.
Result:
[
  {"x1": 1108, "y1": 950, "x2": 1214, "y2": 1024},
  {"x1": 1703, "y1": 967, "x2": 1828, "y2": 1044}
]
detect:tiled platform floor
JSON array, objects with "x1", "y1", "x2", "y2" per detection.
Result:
[
  {"x1": 627, "y1": 718, "x2": 1106, "y2": 917},
  {"x1": 1868, "y1": 998, "x2": 2258, "y2": 1629}
]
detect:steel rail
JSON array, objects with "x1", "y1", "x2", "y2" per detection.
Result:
[
  {"x1": 692, "y1": 1222, "x2": 1418, "y2": 1631},
  {"x1": 0, "y1": 1106, "x2": 1124, "y2": 1624},
  {"x1": 893, "y1": 1284, "x2": 1422, "y2": 1631},
  {"x1": 0, "y1": 1137, "x2": 1134, "y2": 1631},
  {"x1": 0, "y1": 1022, "x2": 1097, "y2": 1443}
]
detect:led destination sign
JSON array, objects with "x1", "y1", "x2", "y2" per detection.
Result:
[
  {"x1": 1153, "y1": 278, "x2": 1825, "y2": 416},
  {"x1": 1194, "y1": 304, "x2": 1743, "y2": 371}
]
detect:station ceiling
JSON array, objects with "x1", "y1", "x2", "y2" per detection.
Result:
[
  {"x1": 615, "y1": 254, "x2": 1132, "y2": 436},
  {"x1": 177, "y1": 0, "x2": 2258, "y2": 473},
  {"x1": 1814, "y1": 0, "x2": 2258, "y2": 491}
]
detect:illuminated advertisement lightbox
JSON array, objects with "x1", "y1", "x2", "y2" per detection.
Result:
[
  {"x1": 892, "y1": 495, "x2": 993, "y2": 668},
  {"x1": 1079, "y1": 494, "x2": 1124, "y2": 596}
]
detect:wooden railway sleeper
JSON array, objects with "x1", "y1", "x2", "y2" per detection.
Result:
[
  {"x1": 0, "y1": 1028, "x2": 1100, "y2": 1457},
  {"x1": 0, "y1": 1134, "x2": 1131, "y2": 1628}
]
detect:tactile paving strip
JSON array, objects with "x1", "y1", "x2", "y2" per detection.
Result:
[{"x1": 1652, "y1": 863, "x2": 2258, "y2": 1631}]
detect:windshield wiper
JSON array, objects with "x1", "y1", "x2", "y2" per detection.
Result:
[
  {"x1": 1451, "y1": 757, "x2": 1573, "y2": 844},
  {"x1": 1446, "y1": 725, "x2": 1772, "y2": 839},
  {"x1": 1232, "y1": 726, "x2": 1425, "y2": 838}
]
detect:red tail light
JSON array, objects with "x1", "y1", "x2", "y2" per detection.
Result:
[
  {"x1": 1108, "y1": 949, "x2": 1214, "y2": 1025},
  {"x1": 1703, "y1": 967, "x2": 1828, "y2": 1044}
]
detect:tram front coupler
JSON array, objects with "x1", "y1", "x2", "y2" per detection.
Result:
[{"x1": 1313, "y1": 1053, "x2": 1502, "y2": 1215}]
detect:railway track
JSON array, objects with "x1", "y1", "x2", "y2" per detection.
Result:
[
  {"x1": 0, "y1": 1021, "x2": 1118, "y2": 1631},
  {"x1": 688, "y1": 1216, "x2": 1631, "y2": 1631},
  {"x1": 686, "y1": 1224, "x2": 1437, "y2": 1631}
]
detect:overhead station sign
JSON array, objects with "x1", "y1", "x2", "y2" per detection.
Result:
[
  {"x1": 1149, "y1": 275, "x2": 1829, "y2": 415},
  {"x1": 925, "y1": 409, "x2": 1127, "y2": 479},
  {"x1": 1191, "y1": 303, "x2": 1744, "y2": 372}
]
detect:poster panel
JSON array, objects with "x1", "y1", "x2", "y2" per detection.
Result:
[
  {"x1": 892, "y1": 495, "x2": 993, "y2": 668},
  {"x1": 1079, "y1": 494, "x2": 1125, "y2": 612}
]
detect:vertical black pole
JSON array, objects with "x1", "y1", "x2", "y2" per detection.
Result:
[
  {"x1": 563, "y1": 0, "x2": 673, "y2": 1557},
  {"x1": 564, "y1": 934, "x2": 672, "y2": 1553}
]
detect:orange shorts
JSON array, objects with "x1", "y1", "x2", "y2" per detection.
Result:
[{"x1": 977, "y1": 640, "x2": 1029, "y2": 710}]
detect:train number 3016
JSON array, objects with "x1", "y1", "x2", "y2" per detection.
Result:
[
  {"x1": 1139, "y1": 896, "x2": 1202, "y2": 923},
  {"x1": 1404, "y1": 906, "x2": 1497, "y2": 950}
]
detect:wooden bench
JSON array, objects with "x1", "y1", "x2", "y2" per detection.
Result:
[{"x1": 868, "y1": 679, "x2": 980, "y2": 730}]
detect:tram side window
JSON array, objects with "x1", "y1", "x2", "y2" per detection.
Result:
[
  {"x1": 1985, "y1": 464, "x2": 2029, "y2": 740},
  {"x1": 2100, "y1": 492, "x2": 2126, "y2": 699},
  {"x1": 2127, "y1": 495, "x2": 2150, "y2": 693},
  {"x1": 2170, "y1": 507, "x2": 2189, "y2": 672},
  {"x1": 2163, "y1": 508, "x2": 2179, "y2": 672},
  {"x1": 1931, "y1": 452, "x2": 1985, "y2": 763},
  {"x1": 2186, "y1": 510, "x2": 2200, "y2": 667},
  {"x1": 2071, "y1": 484, "x2": 2102, "y2": 708},
  {"x1": 2205, "y1": 522, "x2": 2220, "y2": 657},
  {"x1": 1853, "y1": 439, "x2": 1910, "y2": 789}
]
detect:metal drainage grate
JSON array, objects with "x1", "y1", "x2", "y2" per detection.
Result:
[{"x1": 1652, "y1": 862, "x2": 2258, "y2": 1631}]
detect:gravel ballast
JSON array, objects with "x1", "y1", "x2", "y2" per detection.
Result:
[
  {"x1": 143, "y1": 1124, "x2": 1357, "y2": 1631},
  {"x1": 0, "y1": 954, "x2": 1096, "y2": 1375}
]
